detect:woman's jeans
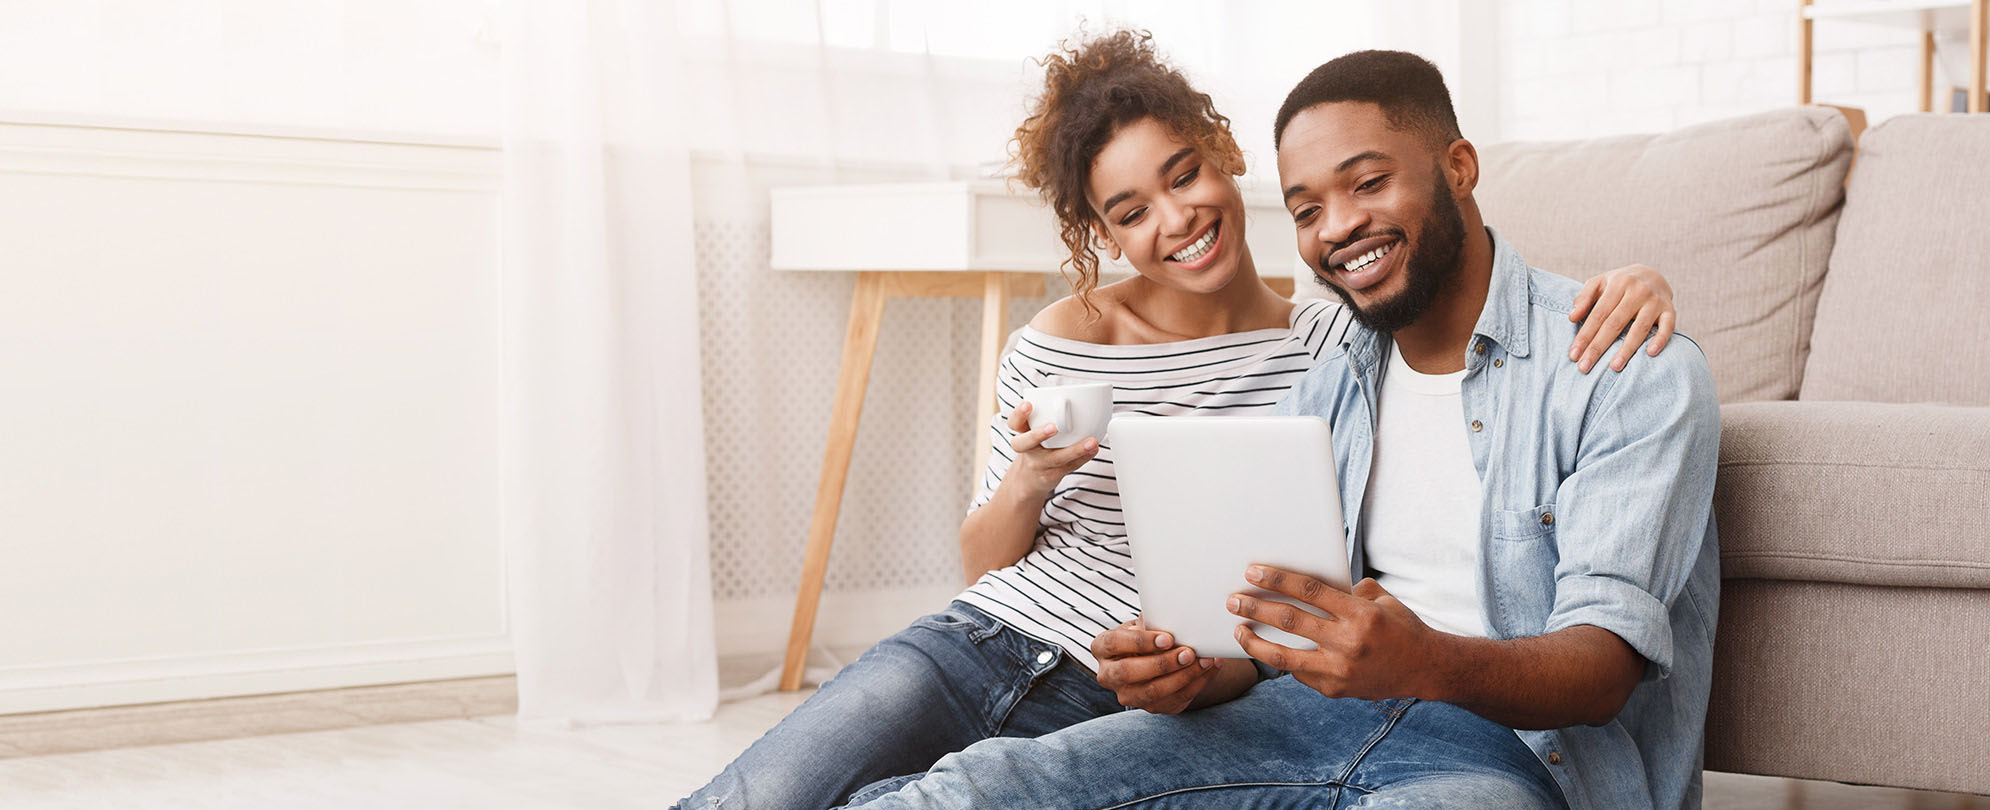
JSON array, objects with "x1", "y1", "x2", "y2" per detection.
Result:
[{"x1": 670, "y1": 601, "x2": 1124, "y2": 810}]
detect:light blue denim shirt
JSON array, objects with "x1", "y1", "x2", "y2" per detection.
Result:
[{"x1": 1273, "y1": 229, "x2": 1721, "y2": 810}]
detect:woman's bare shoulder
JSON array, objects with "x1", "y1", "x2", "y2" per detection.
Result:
[
  {"x1": 1028, "y1": 296, "x2": 1098, "y2": 341},
  {"x1": 1028, "y1": 283, "x2": 1131, "y2": 344}
]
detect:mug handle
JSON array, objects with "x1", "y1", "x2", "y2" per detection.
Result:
[{"x1": 1045, "y1": 399, "x2": 1073, "y2": 440}]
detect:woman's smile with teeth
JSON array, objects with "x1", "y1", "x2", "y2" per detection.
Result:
[
  {"x1": 1342, "y1": 241, "x2": 1395, "y2": 272},
  {"x1": 1170, "y1": 223, "x2": 1219, "y2": 263}
]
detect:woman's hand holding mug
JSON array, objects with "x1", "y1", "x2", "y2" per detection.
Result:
[{"x1": 1005, "y1": 383, "x2": 1112, "y2": 500}]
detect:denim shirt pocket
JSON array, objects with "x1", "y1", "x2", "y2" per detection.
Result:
[{"x1": 1486, "y1": 503, "x2": 1559, "y2": 635}]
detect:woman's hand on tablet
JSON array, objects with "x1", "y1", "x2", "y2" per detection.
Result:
[
  {"x1": 1004, "y1": 401, "x2": 1100, "y2": 501},
  {"x1": 1089, "y1": 621, "x2": 1225, "y2": 714},
  {"x1": 1228, "y1": 568, "x2": 1448, "y2": 703}
]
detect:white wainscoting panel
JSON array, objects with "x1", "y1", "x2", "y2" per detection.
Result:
[{"x1": 0, "y1": 119, "x2": 506, "y2": 714}]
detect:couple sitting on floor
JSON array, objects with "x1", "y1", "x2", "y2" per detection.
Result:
[{"x1": 676, "y1": 31, "x2": 1718, "y2": 810}]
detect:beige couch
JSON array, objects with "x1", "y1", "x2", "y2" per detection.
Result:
[{"x1": 1470, "y1": 107, "x2": 1990, "y2": 796}]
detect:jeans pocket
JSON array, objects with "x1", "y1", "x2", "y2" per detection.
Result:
[
  {"x1": 911, "y1": 602, "x2": 1002, "y2": 643},
  {"x1": 911, "y1": 608, "x2": 975, "y2": 632},
  {"x1": 1371, "y1": 697, "x2": 1418, "y2": 717}
]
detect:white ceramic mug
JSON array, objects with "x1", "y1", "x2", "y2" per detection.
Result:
[{"x1": 1023, "y1": 382, "x2": 1115, "y2": 449}]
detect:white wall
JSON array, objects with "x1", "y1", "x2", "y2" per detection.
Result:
[
  {"x1": 0, "y1": 118, "x2": 507, "y2": 713},
  {"x1": 0, "y1": 0, "x2": 502, "y2": 138},
  {"x1": 1494, "y1": 0, "x2": 1970, "y2": 142}
]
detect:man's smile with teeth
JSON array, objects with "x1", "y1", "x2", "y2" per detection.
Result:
[
  {"x1": 1340, "y1": 240, "x2": 1396, "y2": 272},
  {"x1": 1170, "y1": 222, "x2": 1220, "y2": 263}
]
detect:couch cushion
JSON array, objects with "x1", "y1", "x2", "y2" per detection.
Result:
[
  {"x1": 1477, "y1": 108, "x2": 1852, "y2": 403},
  {"x1": 1800, "y1": 114, "x2": 1990, "y2": 405},
  {"x1": 1717, "y1": 400, "x2": 1990, "y2": 589}
]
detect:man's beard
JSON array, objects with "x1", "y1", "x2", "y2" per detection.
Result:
[{"x1": 1320, "y1": 172, "x2": 1467, "y2": 334}]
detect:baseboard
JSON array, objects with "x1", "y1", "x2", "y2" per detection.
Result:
[
  {"x1": 0, "y1": 583, "x2": 941, "y2": 717},
  {"x1": 0, "y1": 633, "x2": 514, "y2": 715},
  {"x1": 715, "y1": 585, "x2": 962, "y2": 659},
  {"x1": 0, "y1": 675, "x2": 516, "y2": 759},
  {"x1": 0, "y1": 586, "x2": 955, "y2": 758}
]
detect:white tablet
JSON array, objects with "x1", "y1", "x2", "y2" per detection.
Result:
[{"x1": 1111, "y1": 415, "x2": 1352, "y2": 659}]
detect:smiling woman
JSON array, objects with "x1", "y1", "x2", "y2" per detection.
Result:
[
  {"x1": 1013, "y1": 30, "x2": 1249, "y2": 316},
  {"x1": 673, "y1": 30, "x2": 1320, "y2": 810},
  {"x1": 1082, "y1": 119, "x2": 1260, "y2": 302}
]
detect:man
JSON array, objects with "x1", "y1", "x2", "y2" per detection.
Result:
[{"x1": 848, "y1": 50, "x2": 1719, "y2": 810}]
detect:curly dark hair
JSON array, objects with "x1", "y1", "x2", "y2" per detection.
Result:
[{"x1": 1010, "y1": 29, "x2": 1244, "y2": 314}]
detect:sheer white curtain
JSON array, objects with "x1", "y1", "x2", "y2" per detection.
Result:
[{"x1": 500, "y1": 0, "x2": 717, "y2": 725}]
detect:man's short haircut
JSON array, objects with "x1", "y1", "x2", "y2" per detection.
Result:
[{"x1": 1272, "y1": 50, "x2": 1462, "y2": 150}]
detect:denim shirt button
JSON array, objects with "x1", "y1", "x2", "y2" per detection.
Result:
[
  {"x1": 1549, "y1": 751, "x2": 1563, "y2": 765},
  {"x1": 1475, "y1": 342, "x2": 1487, "y2": 355},
  {"x1": 1541, "y1": 512, "x2": 1555, "y2": 526},
  {"x1": 1036, "y1": 650, "x2": 1053, "y2": 665},
  {"x1": 1470, "y1": 420, "x2": 1484, "y2": 432},
  {"x1": 1493, "y1": 357, "x2": 1504, "y2": 368}
]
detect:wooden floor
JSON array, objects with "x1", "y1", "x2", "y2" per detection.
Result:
[
  {"x1": 0, "y1": 677, "x2": 519, "y2": 759},
  {"x1": 0, "y1": 687, "x2": 1980, "y2": 809}
]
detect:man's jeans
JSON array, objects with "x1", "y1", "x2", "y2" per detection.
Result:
[
  {"x1": 847, "y1": 676, "x2": 1569, "y2": 809},
  {"x1": 671, "y1": 601, "x2": 1124, "y2": 810}
]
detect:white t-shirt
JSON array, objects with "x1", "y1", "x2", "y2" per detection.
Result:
[{"x1": 1359, "y1": 345, "x2": 1486, "y2": 638}]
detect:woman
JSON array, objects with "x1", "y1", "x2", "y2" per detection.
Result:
[{"x1": 673, "y1": 29, "x2": 1674, "y2": 810}]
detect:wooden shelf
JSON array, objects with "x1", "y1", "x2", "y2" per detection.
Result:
[
  {"x1": 1803, "y1": 0, "x2": 1973, "y2": 30},
  {"x1": 1800, "y1": 0, "x2": 1986, "y2": 114}
]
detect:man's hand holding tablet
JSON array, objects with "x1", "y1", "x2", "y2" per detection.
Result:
[
  {"x1": 1228, "y1": 567, "x2": 1444, "y2": 702},
  {"x1": 1092, "y1": 565, "x2": 1441, "y2": 713}
]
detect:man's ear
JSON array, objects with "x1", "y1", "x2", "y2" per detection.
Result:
[
  {"x1": 1444, "y1": 138, "x2": 1480, "y2": 199},
  {"x1": 1090, "y1": 221, "x2": 1123, "y2": 261}
]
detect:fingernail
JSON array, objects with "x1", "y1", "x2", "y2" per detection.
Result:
[
  {"x1": 1155, "y1": 632, "x2": 1172, "y2": 648},
  {"x1": 1234, "y1": 625, "x2": 1247, "y2": 640},
  {"x1": 1245, "y1": 566, "x2": 1264, "y2": 583},
  {"x1": 1177, "y1": 648, "x2": 1194, "y2": 665},
  {"x1": 1199, "y1": 658, "x2": 1215, "y2": 670},
  {"x1": 1227, "y1": 596, "x2": 1242, "y2": 613}
]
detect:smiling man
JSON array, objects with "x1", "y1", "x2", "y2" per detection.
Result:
[{"x1": 847, "y1": 50, "x2": 1720, "y2": 810}]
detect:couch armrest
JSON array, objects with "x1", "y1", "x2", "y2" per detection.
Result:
[
  {"x1": 1717, "y1": 400, "x2": 1990, "y2": 588},
  {"x1": 1710, "y1": 400, "x2": 1990, "y2": 794}
]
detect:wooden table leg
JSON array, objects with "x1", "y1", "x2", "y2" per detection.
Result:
[
  {"x1": 1973, "y1": 0, "x2": 1988, "y2": 113},
  {"x1": 1922, "y1": 29, "x2": 1937, "y2": 113},
  {"x1": 1799, "y1": 0, "x2": 1815, "y2": 106},
  {"x1": 971, "y1": 272, "x2": 1010, "y2": 498},
  {"x1": 780, "y1": 272, "x2": 887, "y2": 691}
]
